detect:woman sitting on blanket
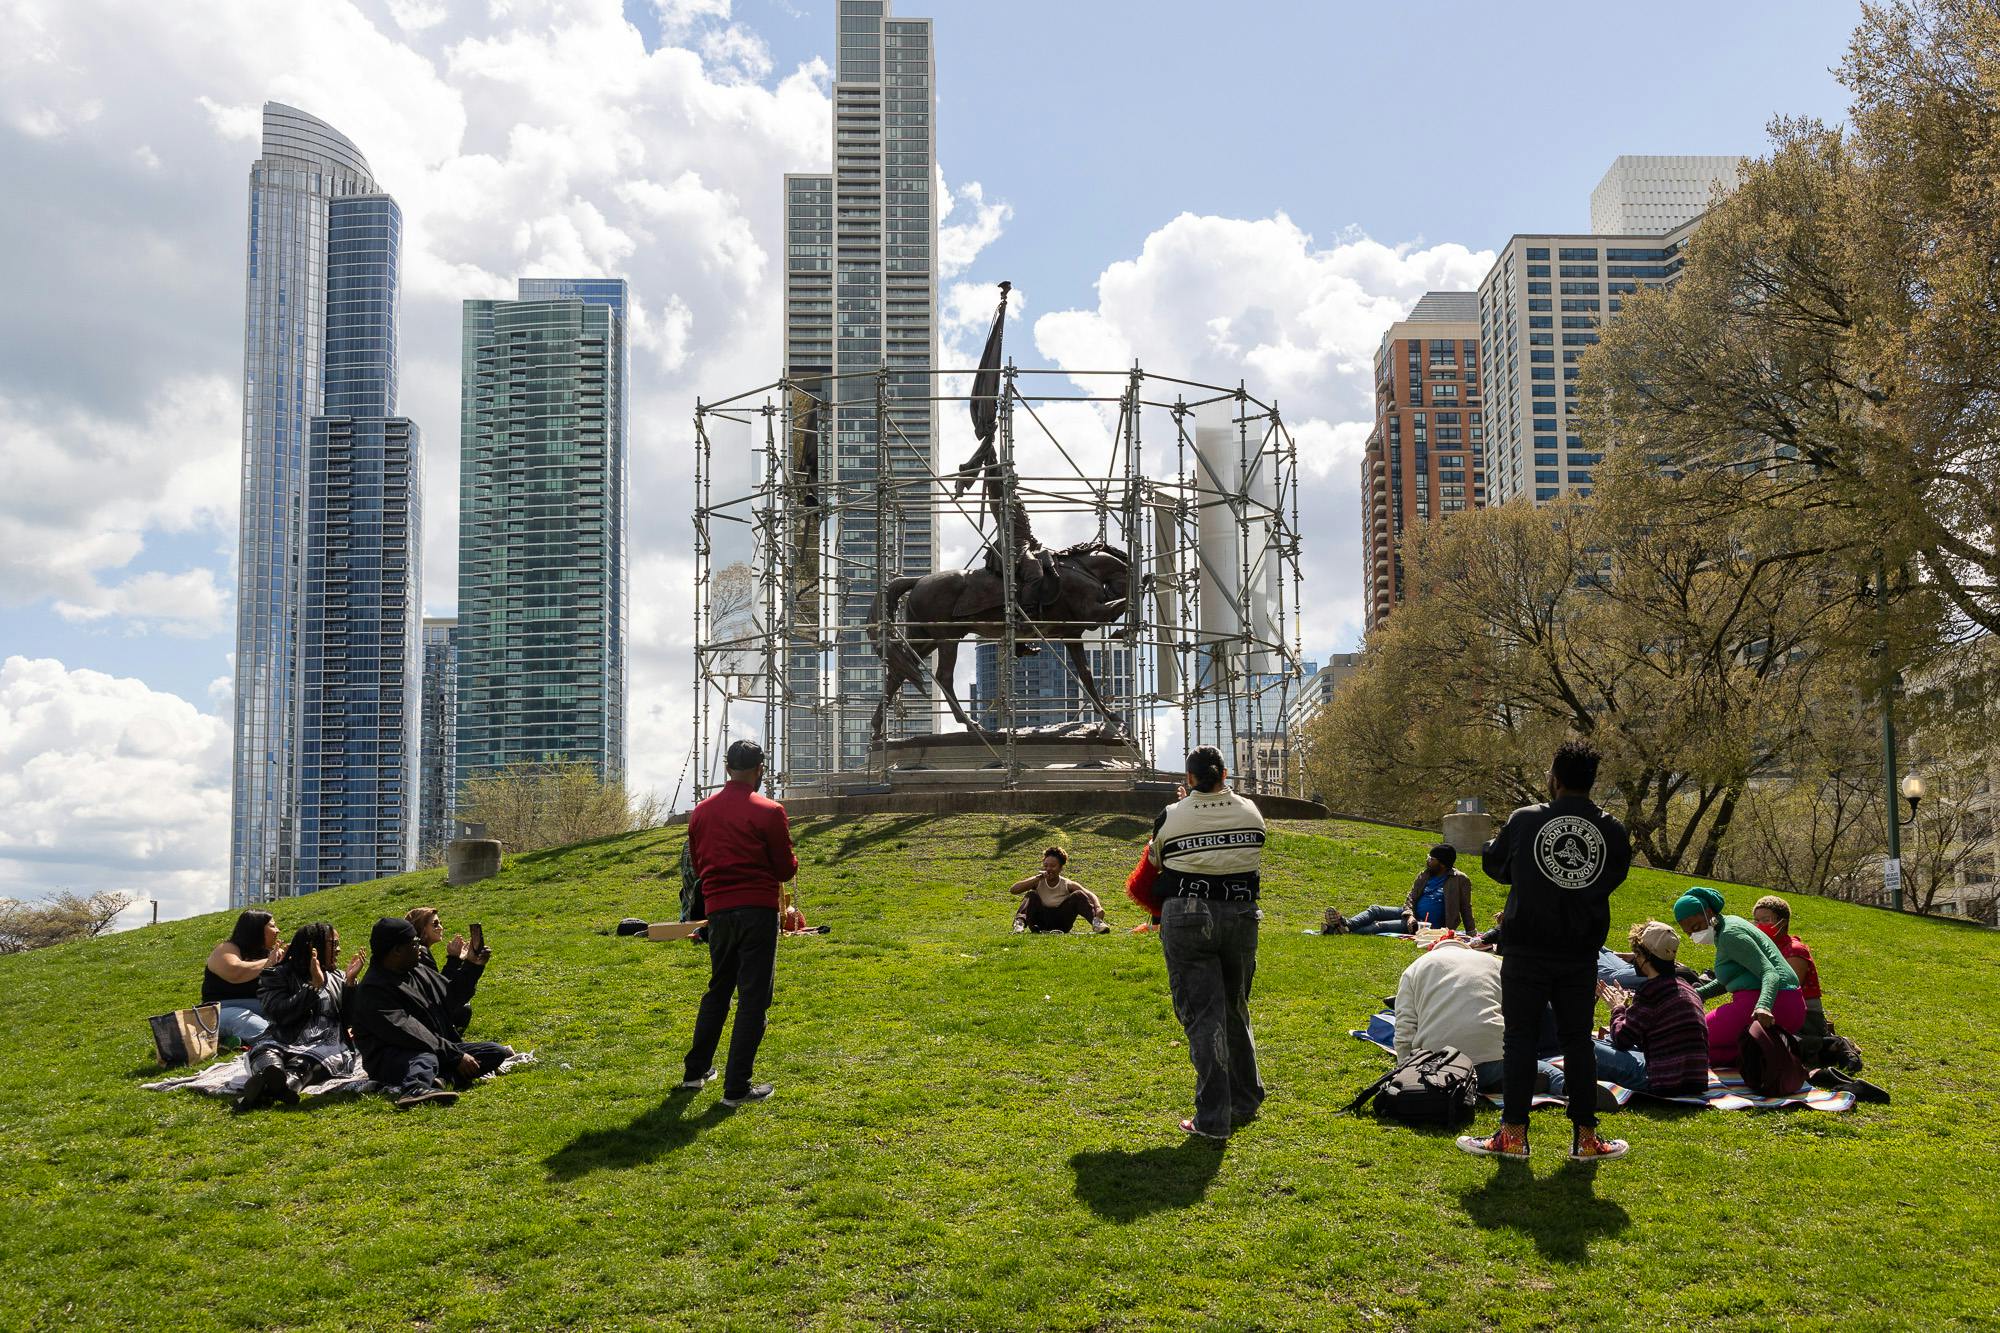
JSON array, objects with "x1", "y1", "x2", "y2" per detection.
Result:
[
  {"x1": 1583, "y1": 921, "x2": 1710, "y2": 1096},
  {"x1": 202, "y1": 909, "x2": 285, "y2": 1046},
  {"x1": 1675, "y1": 886, "x2": 1804, "y2": 1067},
  {"x1": 234, "y1": 922, "x2": 366, "y2": 1113},
  {"x1": 1324, "y1": 845, "x2": 1474, "y2": 935}
]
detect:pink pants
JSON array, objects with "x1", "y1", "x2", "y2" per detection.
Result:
[{"x1": 1707, "y1": 987, "x2": 1806, "y2": 1067}]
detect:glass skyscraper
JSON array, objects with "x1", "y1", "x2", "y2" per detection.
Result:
[
  {"x1": 419, "y1": 617, "x2": 459, "y2": 861},
  {"x1": 782, "y1": 0, "x2": 938, "y2": 782},
  {"x1": 457, "y1": 280, "x2": 629, "y2": 786},
  {"x1": 231, "y1": 104, "x2": 419, "y2": 906}
]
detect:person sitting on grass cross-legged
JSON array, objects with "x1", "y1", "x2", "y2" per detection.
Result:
[
  {"x1": 235, "y1": 921, "x2": 366, "y2": 1113},
  {"x1": 1457, "y1": 737, "x2": 1633, "y2": 1165},
  {"x1": 349, "y1": 917, "x2": 514, "y2": 1110},
  {"x1": 1325, "y1": 844, "x2": 1475, "y2": 936},
  {"x1": 678, "y1": 738, "x2": 797, "y2": 1108},
  {"x1": 1571, "y1": 921, "x2": 1709, "y2": 1098},
  {"x1": 1010, "y1": 846, "x2": 1110, "y2": 934},
  {"x1": 1674, "y1": 886, "x2": 1804, "y2": 1068}
]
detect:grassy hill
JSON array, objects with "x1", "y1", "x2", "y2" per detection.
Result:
[{"x1": 2, "y1": 813, "x2": 1997, "y2": 1331}]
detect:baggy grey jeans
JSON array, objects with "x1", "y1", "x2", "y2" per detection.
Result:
[{"x1": 1160, "y1": 896, "x2": 1264, "y2": 1137}]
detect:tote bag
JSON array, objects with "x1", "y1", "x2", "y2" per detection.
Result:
[{"x1": 149, "y1": 1003, "x2": 221, "y2": 1067}]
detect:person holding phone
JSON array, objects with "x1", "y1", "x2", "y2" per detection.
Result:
[
  {"x1": 405, "y1": 906, "x2": 491, "y2": 1033},
  {"x1": 350, "y1": 917, "x2": 513, "y2": 1109}
]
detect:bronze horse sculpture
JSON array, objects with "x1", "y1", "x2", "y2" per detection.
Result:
[
  {"x1": 868, "y1": 540, "x2": 1133, "y2": 741},
  {"x1": 867, "y1": 279, "x2": 1135, "y2": 742}
]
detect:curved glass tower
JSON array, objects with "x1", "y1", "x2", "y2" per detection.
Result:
[{"x1": 230, "y1": 104, "x2": 403, "y2": 907}]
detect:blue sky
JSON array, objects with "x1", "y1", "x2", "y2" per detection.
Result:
[
  {"x1": 638, "y1": 0, "x2": 1856, "y2": 308},
  {"x1": 0, "y1": 0, "x2": 1863, "y2": 919}
]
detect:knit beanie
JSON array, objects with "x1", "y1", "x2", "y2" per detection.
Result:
[
  {"x1": 370, "y1": 916, "x2": 419, "y2": 957},
  {"x1": 1673, "y1": 886, "x2": 1725, "y2": 921},
  {"x1": 1430, "y1": 843, "x2": 1457, "y2": 869}
]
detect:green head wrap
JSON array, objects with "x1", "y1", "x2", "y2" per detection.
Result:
[{"x1": 1673, "y1": 886, "x2": 1724, "y2": 921}]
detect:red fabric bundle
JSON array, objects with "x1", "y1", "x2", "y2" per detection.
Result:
[{"x1": 1126, "y1": 844, "x2": 1164, "y2": 917}]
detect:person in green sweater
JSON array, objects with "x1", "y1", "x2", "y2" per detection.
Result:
[{"x1": 1673, "y1": 886, "x2": 1804, "y2": 1067}]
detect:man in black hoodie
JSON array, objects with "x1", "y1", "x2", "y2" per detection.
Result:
[
  {"x1": 350, "y1": 918, "x2": 512, "y2": 1109},
  {"x1": 1457, "y1": 739, "x2": 1633, "y2": 1163}
]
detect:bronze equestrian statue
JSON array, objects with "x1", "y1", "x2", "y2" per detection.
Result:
[{"x1": 868, "y1": 282, "x2": 1134, "y2": 741}]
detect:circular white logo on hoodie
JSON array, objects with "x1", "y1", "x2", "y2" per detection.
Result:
[{"x1": 1535, "y1": 816, "x2": 1605, "y2": 890}]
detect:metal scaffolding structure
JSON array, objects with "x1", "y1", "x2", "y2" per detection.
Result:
[{"x1": 691, "y1": 364, "x2": 1306, "y2": 801}]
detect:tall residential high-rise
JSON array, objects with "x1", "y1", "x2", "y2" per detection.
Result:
[
  {"x1": 1481, "y1": 157, "x2": 1743, "y2": 507},
  {"x1": 1590, "y1": 155, "x2": 1742, "y2": 235},
  {"x1": 782, "y1": 0, "x2": 938, "y2": 784},
  {"x1": 419, "y1": 618, "x2": 459, "y2": 861},
  {"x1": 967, "y1": 634, "x2": 1135, "y2": 732},
  {"x1": 1478, "y1": 223, "x2": 1697, "y2": 505},
  {"x1": 458, "y1": 280, "x2": 628, "y2": 787},
  {"x1": 1361, "y1": 292, "x2": 1484, "y2": 632},
  {"x1": 231, "y1": 104, "x2": 419, "y2": 907}
]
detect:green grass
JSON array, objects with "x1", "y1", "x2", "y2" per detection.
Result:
[{"x1": 2, "y1": 813, "x2": 1997, "y2": 1331}]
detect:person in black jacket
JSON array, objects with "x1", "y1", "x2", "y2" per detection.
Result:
[
  {"x1": 1457, "y1": 738, "x2": 1634, "y2": 1164},
  {"x1": 235, "y1": 921, "x2": 366, "y2": 1112},
  {"x1": 405, "y1": 906, "x2": 490, "y2": 1033},
  {"x1": 350, "y1": 918, "x2": 513, "y2": 1110}
]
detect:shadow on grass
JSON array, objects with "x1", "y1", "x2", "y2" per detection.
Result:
[
  {"x1": 1089, "y1": 815, "x2": 1153, "y2": 841},
  {"x1": 1069, "y1": 1138, "x2": 1224, "y2": 1221},
  {"x1": 993, "y1": 825, "x2": 1054, "y2": 858},
  {"x1": 834, "y1": 815, "x2": 931, "y2": 858},
  {"x1": 1457, "y1": 1159, "x2": 1631, "y2": 1262},
  {"x1": 543, "y1": 1089, "x2": 734, "y2": 1180}
]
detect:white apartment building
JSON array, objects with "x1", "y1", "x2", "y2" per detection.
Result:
[{"x1": 1590, "y1": 155, "x2": 1743, "y2": 235}]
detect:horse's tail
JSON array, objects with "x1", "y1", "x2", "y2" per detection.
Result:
[{"x1": 871, "y1": 575, "x2": 923, "y2": 665}]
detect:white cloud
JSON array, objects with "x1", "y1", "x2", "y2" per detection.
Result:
[
  {"x1": 0, "y1": 376, "x2": 238, "y2": 610},
  {"x1": 0, "y1": 657, "x2": 230, "y2": 922},
  {"x1": 938, "y1": 177, "x2": 1011, "y2": 279},
  {"x1": 1032, "y1": 213, "x2": 1493, "y2": 660},
  {"x1": 386, "y1": 0, "x2": 448, "y2": 32},
  {"x1": 53, "y1": 568, "x2": 231, "y2": 638}
]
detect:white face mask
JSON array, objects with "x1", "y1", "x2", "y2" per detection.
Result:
[{"x1": 1690, "y1": 924, "x2": 1717, "y2": 946}]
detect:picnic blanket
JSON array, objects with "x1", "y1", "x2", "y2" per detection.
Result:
[
  {"x1": 143, "y1": 1049, "x2": 537, "y2": 1100},
  {"x1": 1348, "y1": 1012, "x2": 1855, "y2": 1113}
]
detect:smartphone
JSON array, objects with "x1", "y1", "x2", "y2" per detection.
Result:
[{"x1": 469, "y1": 922, "x2": 485, "y2": 954}]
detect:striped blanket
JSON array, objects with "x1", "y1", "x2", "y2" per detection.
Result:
[{"x1": 1349, "y1": 1013, "x2": 1855, "y2": 1113}]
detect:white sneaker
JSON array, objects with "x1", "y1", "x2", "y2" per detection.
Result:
[
  {"x1": 722, "y1": 1083, "x2": 775, "y2": 1107},
  {"x1": 676, "y1": 1067, "x2": 716, "y2": 1090}
]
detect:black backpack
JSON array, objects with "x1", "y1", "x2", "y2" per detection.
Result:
[{"x1": 1346, "y1": 1048, "x2": 1480, "y2": 1127}]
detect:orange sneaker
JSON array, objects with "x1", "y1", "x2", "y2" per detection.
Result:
[
  {"x1": 1569, "y1": 1127, "x2": 1629, "y2": 1162},
  {"x1": 1455, "y1": 1123, "x2": 1528, "y2": 1159}
]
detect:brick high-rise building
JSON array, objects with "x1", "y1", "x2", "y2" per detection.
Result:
[{"x1": 1361, "y1": 292, "x2": 1484, "y2": 633}]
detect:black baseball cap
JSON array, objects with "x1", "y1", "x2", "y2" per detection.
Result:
[{"x1": 726, "y1": 739, "x2": 766, "y2": 772}]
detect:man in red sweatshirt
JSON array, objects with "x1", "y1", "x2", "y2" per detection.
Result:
[{"x1": 679, "y1": 740, "x2": 797, "y2": 1106}]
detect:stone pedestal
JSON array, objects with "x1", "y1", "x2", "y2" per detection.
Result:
[
  {"x1": 869, "y1": 723, "x2": 1145, "y2": 791},
  {"x1": 447, "y1": 837, "x2": 503, "y2": 886},
  {"x1": 1441, "y1": 811, "x2": 1493, "y2": 857}
]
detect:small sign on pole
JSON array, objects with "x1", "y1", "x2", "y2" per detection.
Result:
[{"x1": 1883, "y1": 857, "x2": 1902, "y2": 905}]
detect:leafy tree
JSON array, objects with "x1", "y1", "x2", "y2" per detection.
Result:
[
  {"x1": 1306, "y1": 470, "x2": 1878, "y2": 875},
  {"x1": 458, "y1": 761, "x2": 665, "y2": 853},
  {"x1": 1582, "y1": 0, "x2": 2000, "y2": 640}
]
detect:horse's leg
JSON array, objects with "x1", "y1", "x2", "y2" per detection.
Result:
[
  {"x1": 934, "y1": 639, "x2": 977, "y2": 732},
  {"x1": 872, "y1": 660, "x2": 911, "y2": 739},
  {"x1": 1065, "y1": 638, "x2": 1127, "y2": 736}
]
